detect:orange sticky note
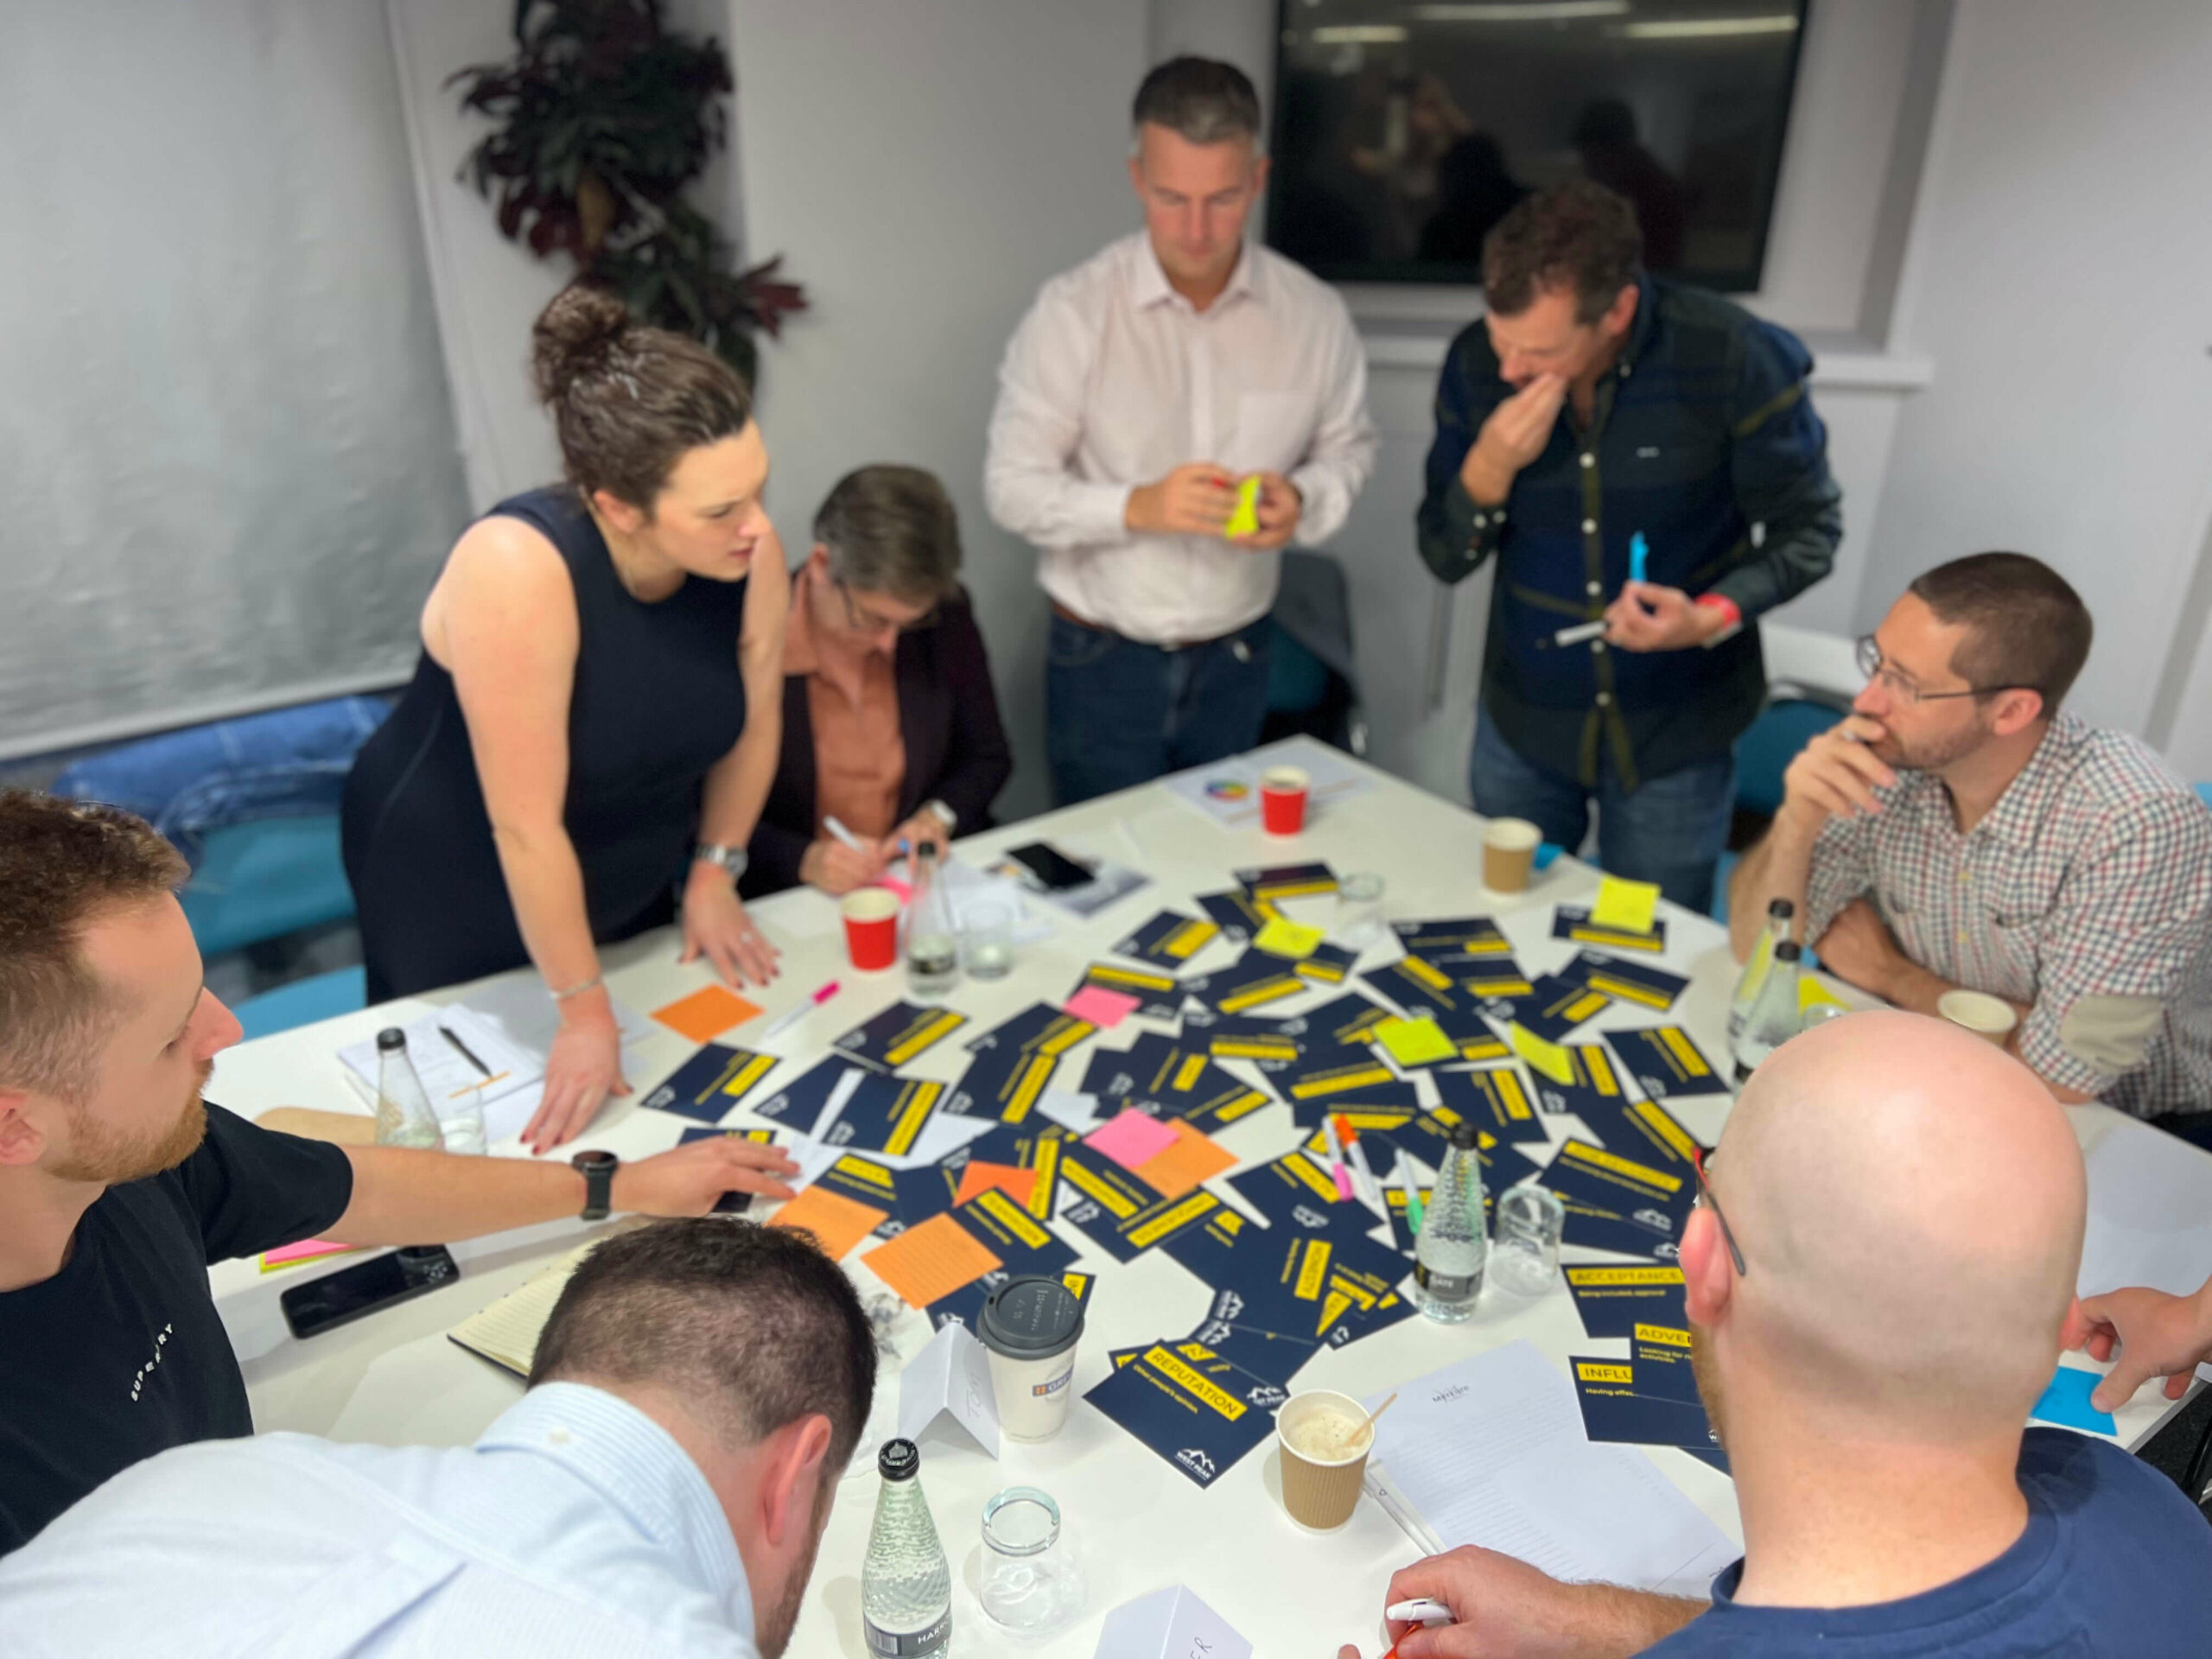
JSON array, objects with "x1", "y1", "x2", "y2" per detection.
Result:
[
  {"x1": 862, "y1": 1212, "x2": 1003, "y2": 1310},
  {"x1": 953, "y1": 1160, "x2": 1039, "y2": 1209},
  {"x1": 1133, "y1": 1120, "x2": 1239, "y2": 1199},
  {"x1": 767, "y1": 1185, "x2": 890, "y2": 1261},
  {"x1": 652, "y1": 984, "x2": 765, "y2": 1042}
]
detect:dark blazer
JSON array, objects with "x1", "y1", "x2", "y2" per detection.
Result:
[{"x1": 742, "y1": 590, "x2": 1013, "y2": 895}]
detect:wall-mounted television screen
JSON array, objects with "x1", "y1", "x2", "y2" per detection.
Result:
[{"x1": 1267, "y1": 0, "x2": 1809, "y2": 290}]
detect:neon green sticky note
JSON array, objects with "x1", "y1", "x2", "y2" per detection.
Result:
[
  {"x1": 1375, "y1": 1016, "x2": 1458, "y2": 1067},
  {"x1": 1799, "y1": 976, "x2": 1847, "y2": 1014},
  {"x1": 1224, "y1": 474, "x2": 1262, "y2": 538},
  {"x1": 1590, "y1": 875, "x2": 1662, "y2": 936},
  {"x1": 1252, "y1": 916, "x2": 1324, "y2": 959},
  {"x1": 1510, "y1": 1022, "x2": 1576, "y2": 1086}
]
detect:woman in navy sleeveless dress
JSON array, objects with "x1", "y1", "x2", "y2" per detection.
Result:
[{"x1": 344, "y1": 287, "x2": 787, "y2": 1150}]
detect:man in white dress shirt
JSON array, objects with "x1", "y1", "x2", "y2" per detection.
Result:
[
  {"x1": 0, "y1": 1218, "x2": 877, "y2": 1658},
  {"x1": 986, "y1": 56, "x2": 1377, "y2": 804}
]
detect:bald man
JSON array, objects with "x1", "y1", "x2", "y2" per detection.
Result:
[{"x1": 1346, "y1": 1014, "x2": 2212, "y2": 1657}]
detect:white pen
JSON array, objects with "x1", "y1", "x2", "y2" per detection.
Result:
[
  {"x1": 1344, "y1": 1128, "x2": 1383, "y2": 1215},
  {"x1": 1386, "y1": 1599, "x2": 1453, "y2": 1626},
  {"x1": 823, "y1": 816, "x2": 868, "y2": 854},
  {"x1": 1552, "y1": 619, "x2": 1607, "y2": 647}
]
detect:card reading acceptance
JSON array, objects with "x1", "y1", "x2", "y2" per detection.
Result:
[
  {"x1": 1114, "y1": 908, "x2": 1224, "y2": 967},
  {"x1": 1563, "y1": 1264, "x2": 1688, "y2": 1338},
  {"x1": 642, "y1": 1043, "x2": 780, "y2": 1122},
  {"x1": 1605, "y1": 1025, "x2": 1731, "y2": 1101},
  {"x1": 831, "y1": 1001, "x2": 969, "y2": 1071}
]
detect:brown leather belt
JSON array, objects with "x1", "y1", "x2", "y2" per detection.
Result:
[{"x1": 1050, "y1": 598, "x2": 1245, "y2": 654}]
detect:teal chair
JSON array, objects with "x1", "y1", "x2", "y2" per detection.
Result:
[
  {"x1": 179, "y1": 816, "x2": 357, "y2": 958},
  {"x1": 233, "y1": 966, "x2": 366, "y2": 1039},
  {"x1": 1710, "y1": 695, "x2": 1849, "y2": 922}
]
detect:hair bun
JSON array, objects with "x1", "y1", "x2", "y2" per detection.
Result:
[{"x1": 531, "y1": 285, "x2": 632, "y2": 403}]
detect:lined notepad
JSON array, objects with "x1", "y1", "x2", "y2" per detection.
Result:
[{"x1": 445, "y1": 1239, "x2": 606, "y2": 1380}]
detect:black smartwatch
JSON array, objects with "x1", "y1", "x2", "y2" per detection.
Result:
[{"x1": 570, "y1": 1149, "x2": 620, "y2": 1221}]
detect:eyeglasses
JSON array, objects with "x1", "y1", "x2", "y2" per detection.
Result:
[
  {"x1": 1853, "y1": 634, "x2": 2037, "y2": 709},
  {"x1": 836, "y1": 578, "x2": 939, "y2": 637},
  {"x1": 1692, "y1": 1146, "x2": 1747, "y2": 1278}
]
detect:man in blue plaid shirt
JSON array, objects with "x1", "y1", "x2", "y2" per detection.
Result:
[{"x1": 1729, "y1": 553, "x2": 2212, "y2": 1132}]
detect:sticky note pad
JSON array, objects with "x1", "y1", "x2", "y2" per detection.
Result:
[
  {"x1": 1252, "y1": 916, "x2": 1325, "y2": 959},
  {"x1": 1085, "y1": 1109, "x2": 1184, "y2": 1171},
  {"x1": 1224, "y1": 474, "x2": 1262, "y2": 538},
  {"x1": 1374, "y1": 1015, "x2": 1458, "y2": 1067},
  {"x1": 767, "y1": 1185, "x2": 890, "y2": 1262},
  {"x1": 2031, "y1": 1365, "x2": 2117, "y2": 1435},
  {"x1": 652, "y1": 984, "x2": 765, "y2": 1042},
  {"x1": 863, "y1": 1211, "x2": 1002, "y2": 1309},
  {"x1": 1134, "y1": 1120, "x2": 1239, "y2": 1199},
  {"x1": 259, "y1": 1238, "x2": 359, "y2": 1273},
  {"x1": 1065, "y1": 985, "x2": 1142, "y2": 1029},
  {"x1": 1510, "y1": 1022, "x2": 1577, "y2": 1086},
  {"x1": 954, "y1": 1160, "x2": 1039, "y2": 1210},
  {"x1": 1590, "y1": 875, "x2": 1662, "y2": 937}
]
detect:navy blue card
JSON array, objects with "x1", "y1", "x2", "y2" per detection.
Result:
[
  {"x1": 1291, "y1": 941, "x2": 1361, "y2": 987},
  {"x1": 1078, "y1": 1033, "x2": 1270, "y2": 1131},
  {"x1": 1227, "y1": 1152, "x2": 1366, "y2": 1235},
  {"x1": 963, "y1": 1002, "x2": 1098, "y2": 1058},
  {"x1": 1113, "y1": 908, "x2": 1224, "y2": 968},
  {"x1": 1560, "y1": 950, "x2": 1688, "y2": 1014},
  {"x1": 1630, "y1": 1324, "x2": 1703, "y2": 1404},
  {"x1": 1364, "y1": 954, "x2": 1476, "y2": 1019},
  {"x1": 1546, "y1": 1139, "x2": 1694, "y2": 1224},
  {"x1": 1275, "y1": 1047, "x2": 1402, "y2": 1105},
  {"x1": 1071, "y1": 961, "x2": 1185, "y2": 1020},
  {"x1": 823, "y1": 1072, "x2": 950, "y2": 1159},
  {"x1": 1236, "y1": 861, "x2": 1338, "y2": 900},
  {"x1": 749, "y1": 1057, "x2": 858, "y2": 1135},
  {"x1": 1432, "y1": 1006, "x2": 1512, "y2": 1064},
  {"x1": 677, "y1": 1126, "x2": 783, "y2": 1214},
  {"x1": 1575, "y1": 1092, "x2": 1707, "y2": 1172},
  {"x1": 1181, "y1": 1316, "x2": 1322, "y2": 1388},
  {"x1": 1084, "y1": 1343, "x2": 1280, "y2": 1490},
  {"x1": 1193, "y1": 887, "x2": 1279, "y2": 945},
  {"x1": 1483, "y1": 974, "x2": 1614, "y2": 1043},
  {"x1": 1553, "y1": 906, "x2": 1669, "y2": 955},
  {"x1": 1176, "y1": 1219, "x2": 1414, "y2": 1347},
  {"x1": 1203, "y1": 1014, "x2": 1306, "y2": 1070},
  {"x1": 1431, "y1": 1065, "x2": 1547, "y2": 1141},
  {"x1": 948, "y1": 1044, "x2": 1060, "y2": 1125},
  {"x1": 1055, "y1": 1145, "x2": 1205, "y2": 1263},
  {"x1": 1182, "y1": 952, "x2": 1311, "y2": 1015},
  {"x1": 1287, "y1": 1081, "x2": 1423, "y2": 1129},
  {"x1": 1458, "y1": 958, "x2": 1537, "y2": 1001},
  {"x1": 1289, "y1": 991, "x2": 1397, "y2": 1049},
  {"x1": 1605, "y1": 1025, "x2": 1731, "y2": 1102},
  {"x1": 1391, "y1": 917, "x2": 1512, "y2": 958},
  {"x1": 1573, "y1": 1363, "x2": 1722, "y2": 1453},
  {"x1": 1563, "y1": 1265, "x2": 1688, "y2": 1338},
  {"x1": 643, "y1": 1043, "x2": 781, "y2": 1122},
  {"x1": 812, "y1": 1152, "x2": 956, "y2": 1238},
  {"x1": 1519, "y1": 1040, "x2": 1637, "y2": 1118},
  {"x1": 1106, "y1": 1337, "x2": 1294, "y2": 1413},
  {"x1": 830, "y1": 1001, "x2": 969, "y2": 1072},
  {"x1": 1559, "y1": 1198, "x2": 1681, "y2": 1261},
  {"x1": 945, "y1": 1186, "x2": 1078, "y2": 1278}
]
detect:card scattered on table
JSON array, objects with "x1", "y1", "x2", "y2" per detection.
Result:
[
  {"x1": 1562, "y1": 950, "x2": 1689, "y2": 1013},
  {"x1": 1236, "y1": 861, "x2": 1338, "y2": 900},
  {"x1": 1554, "y1": 905, "x2": 1669, "y2": 954},
  {"x1": 1606, "y1": 1026, "x2": 1730, "y2": 1100},
  {"x1": 642, "y1": 1043, "x2": 780, "y2": 1122},
  {"x1": 1489, "y1": 974, "x2": 1614, "y2": 1043},
  {"x1": 1432, "y1": 1065, "x2": 1545, "y2": 1140},
  {"x1": 651, "y1": 984, "x2": 764, "y2": 1042},
  {"x1": 1113, "y1": 909, "x2": 1223, "y2": 968},
  {"x1": 1072, "y1": 962, "x2": 1185, "y2": 1020},
  {"x1": 949, "y1": 1044, "x2": 1060, "y2": 1125},
  {"x1": 1565, "y1": 1265, "x2": 1688, "y2": 1338},
  {"x1": 831, "y1": 1001, "x2": 969, "y2": 1071},
  {"x1": 1182, "y1": 952, "x2": 1311, "y2": 1015},
  {"x1": 1391, "y1": 916, "x2": 1513, "y2": 958},
  {"x1": 822, "y1": 1073, "x2": 949, "y2": 1158},
  {"x1": 1084, "y1": 1345, "x2": 1280, "y2": 1490},
  {"x1": 1193, "y1": 887, "x2": 1281, "y2": 944},
  {"x1": 1573, "y1": 1360, "x2": 1723, "y2": 1454},
  {"x1": 1365, "y1": 953, "x2": 1475, "y2": 1019},
  {"x1": 964, "y1": 1002, "x2": 1098, "y2": 1058}
]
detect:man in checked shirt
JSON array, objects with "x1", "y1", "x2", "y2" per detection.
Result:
[{"x1": 1729, "y1": 552, "x2": 2212, "y2": 1135}]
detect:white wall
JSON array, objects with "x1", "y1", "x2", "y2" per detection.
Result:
[
  {"x1": 1864, "y1": 0, "x2": 2212, "y2": 745},
  {"x1": 724, "y1": 0, "x2": 1152, "y2": 822}
]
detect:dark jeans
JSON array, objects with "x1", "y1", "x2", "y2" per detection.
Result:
[
  {"x1": 1470, "y1": 708, "x2": 1736, "y2": 914},
  {"x1": 1046, "y1": 613, "x2": 1273, "y2": 805},
  {"x1": 2152, "y1": 1112, "x2": 2212, "y2": 1155}
]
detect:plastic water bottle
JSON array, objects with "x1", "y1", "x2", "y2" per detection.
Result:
[
  {"x1": 1414, "y1": 1122, "x2": 1487, "y2": 1322},
  {"x1": 1727, "y1": 898, "x2": 1795, "y2": 1046},
  {"x1": 862, "y1": 1439, "x2": 951, "y2": 1657},
  {"x1": 1732, "y1": 939, "x2": 1805, "y2": 1081},
  {"x1": 373, "y1": 1029, "x2": 444, "y2": 1150},
  {"x1": 904, "y1": 846, "x2": 959, "y2": 1002}
]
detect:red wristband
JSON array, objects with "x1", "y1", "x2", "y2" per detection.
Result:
[{"x1": 1694, "y1": 593, "x2": 1743, "y2": 629}]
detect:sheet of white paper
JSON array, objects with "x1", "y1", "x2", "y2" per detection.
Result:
[
  {"x1": 1158, "y1": 736, "x2": 1377, "y2": 830},
  {"x1": 897, "y1": 1322, "x2": 999, "y2": 1457},
  {"x1": 339, "y1": 1005, "x2": 542, "y2": 1112},
  {"x1": 777, "y1": 1137, "x2": 850, "y2": 1193},
  {"x1": 939, "y1": 856, "x2": 1056, "y2": 944},
  {"x1": 875, "y1": 1113, "x2": 999, "y2": 1171},
  {"x1": 2077, "y1": 1116, "x2": 2212, "y2": 1297},
  {"x1": 1093, "y1": 1585, "x2": 1251, "y2": 1659},
  {"x1": 1485, "y1": 1440, "x2": 1735, "y2": 1594},
  {"x1": 801, "y1": 1067, "x2": 870, "y2": 1143},
  {"x1": 1039, "y1": 1089, "x2": 1103, "y2": 1135}
]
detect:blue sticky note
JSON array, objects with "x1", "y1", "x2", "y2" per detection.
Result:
[
  {"x1": 2031, "y1": 1365, "x2": 2117, "y2": 1435},
  {"x1": 1629, "y1": 531, "x2": 1650, "y2": 585}
]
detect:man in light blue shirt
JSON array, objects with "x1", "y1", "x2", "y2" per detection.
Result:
[{"x1": 0, "y1": 1218, "x2": 878, "y2": 1659}]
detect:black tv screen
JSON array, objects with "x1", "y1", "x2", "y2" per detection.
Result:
[{"x1": 1267, "y1": 0, "x2": 1810, "y2": 289}]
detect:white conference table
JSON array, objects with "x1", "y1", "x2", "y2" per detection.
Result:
[{"x1": 207, "y1": 741, "x2": 2197, "y2": 1658}]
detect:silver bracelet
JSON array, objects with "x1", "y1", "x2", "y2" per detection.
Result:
[{"x1": 550, "y1": 974, "x2": 604, "y2": 1001}]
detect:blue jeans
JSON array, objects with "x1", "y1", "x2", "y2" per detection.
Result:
[
  {"x1": 1470, "y1": 709, "x2": 1735, "y2": 914},
  {"x1": 1046, "y1": 613, "x2": 1273, "y2": 805}
]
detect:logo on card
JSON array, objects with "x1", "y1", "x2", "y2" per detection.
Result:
[
  {"x1": 827, "y1": 1122, "x2": 856, "y2": 1146},
  {"x1": 1292, "y1": 1205, "x2": 1332, "y2": 1231},
  {"x1": 1245, "y1": 1384, "x2": 1287, "y2": 1408},
  {"x1": 1196, "y1": 1320, "x2": 1234, "y2": 1344},
  {"x1": 1215, "y1": 1291, "x2": 1246, "y2": 1321},
  {"x1": 1655, "y1": 1242, "x2": 1680, "y2": 1261},
  {"x1": 1067, "y1": 1201, "x2": 1101, "y2": 1225},
  {"x1": 1634, "y1": 1207, "x2": 1673, "y2": 1231},
  {"x1": 1105, "y1": 1077, "x2": 1133, "y2": 1096},
  {"x1": 645, "y1": 1085, "x2": 675, "y2": 1110},
  {"x1": 1177, "y1": 1448, "x2": 1218, "y2": 1481}
]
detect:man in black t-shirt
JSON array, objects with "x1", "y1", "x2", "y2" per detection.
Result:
[{"x1": 0, "y1": 791, "x2": 804, "y2": 1554}]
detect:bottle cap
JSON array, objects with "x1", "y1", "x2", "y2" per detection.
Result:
[
  {"x1": 976, "y1": 1276, "x2": 1084, "y2": 1361},
  {"x1": 1774, "y1": 940, "x2": 1803, "y2": 962},
  {"x1": 878, "y1": 1438, "x2": 919, "y2": 1481},
  {"x1": 1449, "y1": 1121, "x2": 1480, "y2": 1151},
  {"x1": 1768, "y1": 897, "x2": 1795, "y2": 918},
  {"x1": 376, "y1": 1027, "x2": 406, "y2": 1052}
]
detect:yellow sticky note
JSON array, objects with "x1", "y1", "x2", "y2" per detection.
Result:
[
  {"x1": 1799, "y1": 976, "x2": 1848, "y2": 1014},
  {"x1": 1224, "y1": 474, "x2": 1262, "y2": 538},
  {"x1": 1375, "y1": 1015, "x2": 1459, "y2": 1067},
  {"x1": 1590, "y1": 875, "x2": 1662, "y2": 936},
  {"x1": 1252, "y1": 915, "x2": 1324, "y2": 959},
  {"x1": 1509, "y1": 1022, "x2": 1577, "y2": 1086}
]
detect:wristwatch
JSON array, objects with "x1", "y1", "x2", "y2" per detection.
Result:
[
  {"x1": 694, "y1": 842, "x2": 749, "y2": 880},
  {"x1": 571, "y1": 1149, "x2": 620, "y2": 1221},
  {"x1": 919, "y1": 800, "x2": 957, "y2": 835}
]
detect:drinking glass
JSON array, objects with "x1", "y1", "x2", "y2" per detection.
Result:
[{"x1": 978, "y1": 1486, "x2": 1084, "y2": 1634}]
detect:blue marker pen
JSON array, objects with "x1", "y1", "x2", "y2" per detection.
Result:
[{"x1": 1629, "y1": 531, "x2": 1649, "y2": 586}]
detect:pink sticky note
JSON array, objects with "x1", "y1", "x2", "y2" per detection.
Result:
[
  {"x1": 1065, "y1": 985, "x2": 1141, "y2": 1029},
  {"x1": 1084, "y1": 1109, "x2": 1183, "y2": 1171},
  {"x1": 879, "y1": 876, "x2": 914, "y2": 905},
  {"x1": 260, "y1": 1237, "x2": 359, "y2": 1273}
]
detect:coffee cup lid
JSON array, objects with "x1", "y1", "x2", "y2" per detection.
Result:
[{"x1": 976, "y1": 1276, "x2": 1084, "y2": 1360}]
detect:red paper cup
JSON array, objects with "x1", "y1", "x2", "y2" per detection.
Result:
[
  {"x1": 842, "y1": 887, "x2": 900, "y2": 971},
  {"x1": 1260, "y1": 766, "x2": 1310, "y2": 836}
]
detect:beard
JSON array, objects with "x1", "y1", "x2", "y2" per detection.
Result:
[
  {"x1": 1863, "y1": 715, "x2": 1987, "y2": 774},
  {"x1": 753, "y1": 1505, "x2": 831, "y2": 1659},
  {"x1": 1690, "y1": 1323, "x2": 1727, "y2": 1449},
  {"x1": 50, "y1": 1060, "x2": 212, "y2": 1185}
]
